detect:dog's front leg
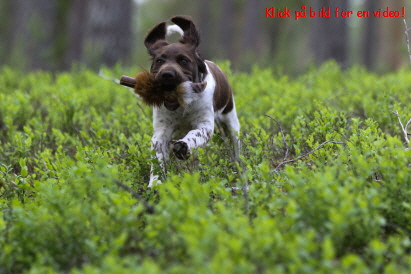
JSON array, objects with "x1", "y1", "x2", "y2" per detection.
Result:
[
  {"x1": 171, "y1": 122, "x2": 214, "y2": 160},
  {"x1": 149, "y1": 116, "x2": 174, "y2": 187},
  {"x1": 149, "y1": 140, "x2": 168, "y2": 187}
]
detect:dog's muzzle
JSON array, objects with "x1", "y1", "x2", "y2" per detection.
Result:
[
  {"x1": 155, "y1": 70, "x2": 184, "y2": 110},
  {"x1": 157, "y1": 70, "x2": 183, "y2": 91}
]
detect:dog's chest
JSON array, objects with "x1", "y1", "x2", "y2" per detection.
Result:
[
  {"x1": 153, "y1": 98, "x2": 214, "y2": 137},
  {"x1": 158, "y1": 100, "x2": 212, "y2": 123}
]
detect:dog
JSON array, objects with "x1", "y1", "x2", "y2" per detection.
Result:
[{"x1": 143, "y1": 16, "x2": 240, "y2": 187}]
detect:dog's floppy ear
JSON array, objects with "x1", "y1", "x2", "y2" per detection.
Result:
[
  {"x1": 170, "y1": 15, "x2": 200, "y2": 48},
  {"x1": 144, "y1": 21, "x2": 169, "y2": 55}
]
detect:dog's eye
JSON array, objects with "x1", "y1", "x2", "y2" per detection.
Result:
[
  {"x1": 180, "y1": 58, "x2": 189, "y2": 65},
  {"x1": 156, "y1": 59, "x2": 164, "y2": 64}
]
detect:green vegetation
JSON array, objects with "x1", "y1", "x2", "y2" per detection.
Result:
[{"x1": 1, "y1": 62, "x2": 411, "y2": 273}]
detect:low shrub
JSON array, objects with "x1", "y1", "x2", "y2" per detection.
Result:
[{"x1": 1, "y1": 62, "x2": 411, "y2": 272}]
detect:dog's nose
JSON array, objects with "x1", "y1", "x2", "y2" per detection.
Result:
[{"x1": 160, "y1": 71, "x2": 174, "y2": 80}]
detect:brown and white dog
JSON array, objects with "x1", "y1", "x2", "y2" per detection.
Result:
[{"x1": 144, "y1": 16, "x2": 240, "y2": 187}]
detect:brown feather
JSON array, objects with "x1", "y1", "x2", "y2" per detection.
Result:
[{"x1": 133, "y1": 70, "x2": 206, "y2": 108}]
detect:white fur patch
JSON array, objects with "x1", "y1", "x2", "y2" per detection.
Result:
[
  {"x1": 166, "y1": 24, "x2": 184, "y2": 37},
  {"x1": 180, "y1": 82, "x2": 202, "y2": 106}
]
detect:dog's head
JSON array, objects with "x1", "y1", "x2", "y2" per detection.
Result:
[{"x1": 144, "y1": 16, "x2": 207, "y2": 110}]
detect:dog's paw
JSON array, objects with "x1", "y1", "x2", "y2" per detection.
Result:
[{"x1": 170, "y1": 140, "x2": 190, "y2": 160}]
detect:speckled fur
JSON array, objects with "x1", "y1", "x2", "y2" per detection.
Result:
[{"x1": 145, "y1": 16, "x2": 240, "y2": 187}]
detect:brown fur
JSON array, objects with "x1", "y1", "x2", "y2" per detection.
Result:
[{"x1": 205, "y1": 61, "x2": 234, "y2": 114}]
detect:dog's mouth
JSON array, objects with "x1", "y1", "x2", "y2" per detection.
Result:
[
  {"x1": 164, "y1": 100, "x2": 180, "y2": 111},
  {"x1": 158, "y1": 81, "x2": 182, "y2": 111},
  {"x1": 162, "y1": 84, "x2": 177, "y2": 92}
]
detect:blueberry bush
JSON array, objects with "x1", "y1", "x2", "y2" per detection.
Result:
[{"x1": 1, "y1": 62, "x2": 411, "y2": 273}]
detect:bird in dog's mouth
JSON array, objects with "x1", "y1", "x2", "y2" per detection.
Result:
[{"x1": 132, "y1": 71, "x2": 207, "y2": 111}]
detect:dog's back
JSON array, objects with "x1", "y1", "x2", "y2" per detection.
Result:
[{"x1": 205, "y1": 60, "x2": 234, "y2": 115}]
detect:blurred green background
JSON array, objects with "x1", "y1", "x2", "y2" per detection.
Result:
[{"x1": 0, "y1": 0, "x2": 408, "y2": 74}]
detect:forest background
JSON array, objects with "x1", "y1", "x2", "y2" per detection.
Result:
[{"x1": 0, "y1": 0, "x2": 409, "y2": 74}]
